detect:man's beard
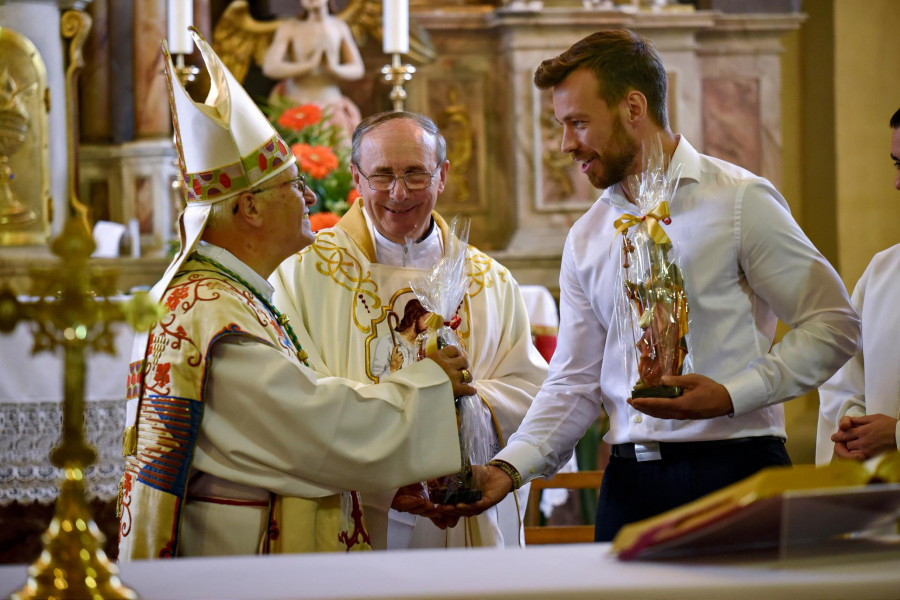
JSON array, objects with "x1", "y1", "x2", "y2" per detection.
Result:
[{"x1": 585, "y1": 115, "x2": 640, "y2": 190}]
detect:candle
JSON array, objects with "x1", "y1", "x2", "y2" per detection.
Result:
[
  {"x1": 167, "y1": 0, "x2": 193, "y2": 55},
  {"x1": 382, "y1": 0, "x2": 409, "y2": 55}
]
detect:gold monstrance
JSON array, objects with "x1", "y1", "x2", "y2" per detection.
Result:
[{"x1": 0, "y1": 10, "x2": 159, "y2": 600}]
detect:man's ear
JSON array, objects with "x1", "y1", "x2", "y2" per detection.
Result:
[
  {"x1": 436, "y1": 160, "x2": 450, "y2": 194},
  {"x1": 234, "y1": 191, "x2": 265, "y2": 227},
  {"x1": 350, "y1": 163, "x2": 365, "y2": 197},
  {"x1": 622, "y1": 90, "x2": 648, "y2": 125}
]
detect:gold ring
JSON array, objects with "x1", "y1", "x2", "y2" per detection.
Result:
[{"x1": 461, "y1": 369, "x2": 472, "y2": 384}]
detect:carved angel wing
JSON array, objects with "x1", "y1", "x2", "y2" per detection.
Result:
[
  {"x1": 211, "y1": 0, "x2": 282, "y2": 84},
  {"x1": 337, "y1": 0, "x2": 437, "y2": 64}
]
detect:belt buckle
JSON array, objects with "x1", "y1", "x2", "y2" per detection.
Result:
[{"x1": 634, "y1": 441, "x2": 661, "y2": 462}]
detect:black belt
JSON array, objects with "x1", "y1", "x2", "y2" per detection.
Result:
[{"x1": 610, "y1": 436, "x2": 785, "y2": 462}]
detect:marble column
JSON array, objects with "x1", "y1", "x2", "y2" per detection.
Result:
[
  {"x1": 80, "y1": 0, "x2": 111, "y2": 143},
  {"x1": 132, "y1": 0, "x2": 169, "y2": 139}
]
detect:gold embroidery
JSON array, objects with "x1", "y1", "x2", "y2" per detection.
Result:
[
  {"x1": 466, "y1": 247, "x2": 507, "y2": 298},
  {"x1": 302, "y1": 232, "x2": 382, "y2": 334},
  {"x1": 122, "y1": 425, "x2": 137, "y2": 457}
]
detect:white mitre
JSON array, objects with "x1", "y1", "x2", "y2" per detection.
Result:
[{"x1": 152, "y1": 26, "x2": 295, "y2": 304}]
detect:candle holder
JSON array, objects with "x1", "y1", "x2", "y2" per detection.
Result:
[
  {"x1": 381, "y1": 53, "x2": 416, "y2": 112},
  {"x1": 173, "y1": 53, "x2": 199, "y2": 86}
]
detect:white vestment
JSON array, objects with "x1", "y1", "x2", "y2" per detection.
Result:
[
  {"x1": 271, "y1": 204, "x2": 548, "y2": 549},
  {"x1": 816, "y1": 244, "x2": 900, "y2": 464}
]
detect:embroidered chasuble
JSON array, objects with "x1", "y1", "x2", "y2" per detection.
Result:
[
  {"x1": 119, "y1": 250, "x2": 461, "y2": 559},
  {"x1": 271, "y1": 202, "x2": 548, "y2": 548}
]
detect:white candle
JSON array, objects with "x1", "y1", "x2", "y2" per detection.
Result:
[
  {"x1": 128, "y1": 218, "x2": 141, "y2": 258},
  {"x1": 382, "y1": 0, "x2": 409, "y2": 55},
  {"x1": 167, "y1": 0, "x2": 193, "y2": 55}
]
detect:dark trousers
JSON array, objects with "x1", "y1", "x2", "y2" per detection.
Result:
[{"x1": 594, "y1": 436, "x2": 791, "y2": 542}]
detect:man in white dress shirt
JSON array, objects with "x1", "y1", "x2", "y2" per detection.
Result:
[
  {"x1": 453, "y1": 29, "x2": 860, "y2": 541},
  {"x1": 816, "y1": 106, "x2": 900, "y2": 464}
]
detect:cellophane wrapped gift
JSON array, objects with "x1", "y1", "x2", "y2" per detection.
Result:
[
  {"x1": 613, "y1": 138, "x2": 691, "y2": 399},
  {"x1": 410, "y1": 216, "x2": 491, "y2": 504}
]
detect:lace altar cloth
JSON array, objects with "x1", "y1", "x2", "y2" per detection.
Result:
[
  {"x1": 0, "y1": 318, "x2": 133, "y2": 505},
  {"x1": 0, "y1": 400, "x2": 125, "y2": 505}
]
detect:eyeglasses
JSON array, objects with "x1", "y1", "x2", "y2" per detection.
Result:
[
  {"x1": 234, "y1": 175, "x2": 308, "y2": 214},
  {"x1": 251, "y1": 175, "x2": 307, "y2": 196},
  {"x1": 355, "y1": 165, "x2": 439, "y2": 192}
]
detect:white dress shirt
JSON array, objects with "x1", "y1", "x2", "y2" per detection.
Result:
[
  {"x1": 816, "y1": 243, "x2": 900, "y2": 464},
  {"x1": 497, "y1": 136, "x2": 860, "y2": 481}
]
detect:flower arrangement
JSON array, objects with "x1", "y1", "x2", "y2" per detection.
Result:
[{"x1": 262, "y1": 96, "x2": 359, "y2": 229}]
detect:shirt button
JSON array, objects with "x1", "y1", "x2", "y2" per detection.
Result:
[{"x1": 634, "y1": 415, "x2": 643, "y2": 423}]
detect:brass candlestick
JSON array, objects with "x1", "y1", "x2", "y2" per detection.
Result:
[
  {"x1": 2, "y1": 10, "x2": 161, "y2": 600},
  {"x1": 173, "y1": 53, "x2": 199, "y2": 85},
  {"x1": 381, "y1": 53, "x2": 415, "y2": 112}
]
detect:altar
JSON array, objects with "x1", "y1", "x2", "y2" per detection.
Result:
[
  {"x1": 0, "y1": 318, "x2": 132, "y2": 506},
  {"x1": 1, "y1": 542, "x2": 898, "y2": 600}
]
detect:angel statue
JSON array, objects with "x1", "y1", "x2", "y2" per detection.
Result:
[{"x1": 213, "y1": 0, "x2": 437, "y2": 137}]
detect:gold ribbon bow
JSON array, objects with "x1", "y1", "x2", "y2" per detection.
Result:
[{"x1": 613, "y1": 201, "x2": 672, "y2": 245}]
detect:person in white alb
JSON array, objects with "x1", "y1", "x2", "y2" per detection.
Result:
[
  {"x1": 271, "y1": 111, "x2": 548, "y2": 550},
  {"x1": 447, "y1": 29, "x2": 861, "y2": 541},
  {"x1": 117, "y1": 30, "x2": 476, "y2": 560},
  {"x1": 816, "y1": 106, "x2": 900, "y2": 465}
]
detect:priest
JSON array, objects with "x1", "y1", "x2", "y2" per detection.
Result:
[
  {"x1": 118, "y1": 32, "x2": 476, "y2": 560},
  {"x1": 272, "y1": 112, "x2": 548, "y2": 549}
]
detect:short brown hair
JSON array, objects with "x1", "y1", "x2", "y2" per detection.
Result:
[{"x1": 534, "y1": 29, "x2": 669, "y2": 129}]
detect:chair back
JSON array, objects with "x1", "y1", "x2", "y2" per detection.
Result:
[{"x1": 524, "y1": 470, "x2": 604, "y2": 545}]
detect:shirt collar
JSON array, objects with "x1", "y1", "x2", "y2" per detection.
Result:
[
  {"x1": 602, "y1": 134, "x2": 701, "y2": 210},
  {"x1": 195, "y1": 241, "x2": 275, "y2": 301},
  {"x1": 362, "y1": 208, "x2": 444, "y2": 269}
]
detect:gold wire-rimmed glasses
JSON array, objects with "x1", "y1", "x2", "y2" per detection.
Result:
[
  {"x1": 354, "y1": 165, "x2": 439, "y2": 192},
  {"x1": 251, "y1": 174, "x2": 307, "y2": 195}
]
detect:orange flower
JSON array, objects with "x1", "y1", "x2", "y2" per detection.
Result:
[
  {"x1": 309, "y1": 211, "x2": 340, "y2": 232},
  {"x1": 292, "y1": 143, "x2": 339, "y2": 179},
  {"x1": 277, "y1": 104, "x2": 322, "y2": 131},
  {"x1": 346, "y1": 188, "x2": 360, "y2": 206}
]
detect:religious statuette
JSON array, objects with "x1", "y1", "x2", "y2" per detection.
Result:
[
  {"x1": 614, "y1": 136, "x2": 690, "y2": 399},
  {"x1": 411, "y1": 216, "x2": 490, "y2": 504}
]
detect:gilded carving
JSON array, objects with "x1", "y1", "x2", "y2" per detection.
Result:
[
  {"x1": 0, "y1": 26, "x2": 50, "y2": 245},
  {"x1": 438, "y1": 86, "x2": 472, "y2": 204}
]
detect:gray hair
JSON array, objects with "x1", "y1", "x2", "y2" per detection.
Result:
[
  {"x1": 205, "y1": 195, "x2": 239, "y2": 230},
  {"x1": 351, "y1": 111, "x2": 447, "y2": 167}
]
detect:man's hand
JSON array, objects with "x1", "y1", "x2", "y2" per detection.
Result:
[
  {"x1": 627, "y1": 373, "x2": 734, "y2": 420},
  {"x1": 439, "y1": 465, "x2": 513, "y2": 519},
  {"x1": 832, "y1": 414, "x2": 898, "y2": 460},
  {"x1": 390, "y1": 482, "x2": 460, "y2": 530},
  {"x1": 427, "y1": 345, "x2": 477, "y2": 398}
]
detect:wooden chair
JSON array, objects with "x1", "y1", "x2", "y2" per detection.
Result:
[{"x1": 524, "y1": 470, "x2": 604, "y2": 545}]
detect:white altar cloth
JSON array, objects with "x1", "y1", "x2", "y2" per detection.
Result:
[
  {"x1": 0, "y1": 318, "x2": 133, "y2": 504},
  {"x1": 1, "y1": 543, "x2": 898, "y2": 599}
]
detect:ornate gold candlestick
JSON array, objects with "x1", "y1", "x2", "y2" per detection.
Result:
[
  {"x1": 381, "y1": 53, "x2": 415, "y2": 112},
  {"x1": 2, "y1": 218, "x2": 161, "y2": 600},
  {"x1": 0, "y1": 9, "x2": 161, "y2": 600}
]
